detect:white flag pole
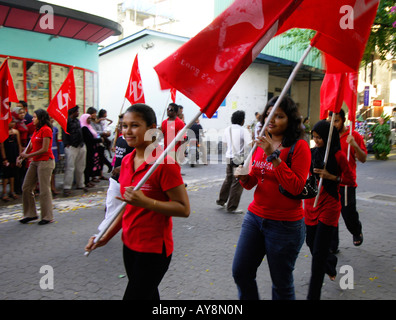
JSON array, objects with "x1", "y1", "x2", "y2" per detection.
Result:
[
  {"x1": 242, "y1": 44, "x2": 313, "y2": 173},
  {"x1": 160, "y1": 90, "x2": 173, "y2": 124},
  {"x1": 85, "y1": 110, "x2": 202, "y2": 256},
  {"x1": 344, "y1": 124, "x2": 352, "y2": 206},
  {"x1": 313, "y1": 112, "x2": 336, "y2": 208}
]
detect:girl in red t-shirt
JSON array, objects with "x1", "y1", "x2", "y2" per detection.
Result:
[
  {"x1": 85, "y1": 104, "x2": 190, "y2": 300},
  {"x1": 304, "y1": 120, "x2": 354, "y2": 300},
  {"x1": 233, "y1": 96, "x2": 310, "y2": 300},
  {"x1": 18, "y1": 109, "x2": 55, "y2": 225}
]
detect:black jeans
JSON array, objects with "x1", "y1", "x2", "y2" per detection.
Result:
[
  {"x1": 306, "y1": 222, "x2": 337, "y2": 300},
  {"x1": 122, "y1": 244, "x2": 172, "y2": 300},
  {"x1": 331, "y1": 186, "x2": 363, "y2": 250}
]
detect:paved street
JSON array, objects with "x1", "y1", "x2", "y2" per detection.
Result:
[{"x1": 0, "y1": 149, "x2": 395, "y2": 302}]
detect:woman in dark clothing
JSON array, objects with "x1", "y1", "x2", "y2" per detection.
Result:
[
  {"x1": 304, "y1": 120, "x2": 354, "y2": 300},
  {"x1": 80, "y1": 114, "x2": 102, "y2": 187}
]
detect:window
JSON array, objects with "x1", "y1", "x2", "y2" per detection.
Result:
[{"x1": 0, "y1": 55, "x2": 96, "y2": 115}]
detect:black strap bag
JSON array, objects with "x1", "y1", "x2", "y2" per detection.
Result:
[{"x1": 278, "y1": 142, "x2": 318, "y2": 199}]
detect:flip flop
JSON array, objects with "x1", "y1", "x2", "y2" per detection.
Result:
[{"x1": 353, "y1": 233, "x2": 363, "y2": 246}]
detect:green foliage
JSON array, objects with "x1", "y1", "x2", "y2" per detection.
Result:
[
  {"x1": 362, "y1": 0, "x2": 396, "y2": 65},
  {"x1": 280, "y1": 1, "x2": 396, "y2": 67},
  {"x1": 280, "y1": 29, "x2": 321, "y2": 61},
  {"x1": 371, "y1": 113, "x2": 392, "y2": 160}
]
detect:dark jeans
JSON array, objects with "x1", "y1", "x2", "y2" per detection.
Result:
[
  {"x1": 306, "y1": 222, "x2": 337, "y2": 300},
  {"x1": 331, "y1": 186, "x2": 363, "y2": 250},
  {"x1": 218, "y1": 163, "x2": 244, "y2": 211},
  {"x1": 122, "y1": 245, "x2": 171, "y2": 300},
  {"x1": 232, "y1": 211, "x2": 305, "y2": 300}
]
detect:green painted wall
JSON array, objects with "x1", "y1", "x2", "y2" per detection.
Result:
[{"x1": 0, "y1": 27, "x2": 98, "y2": 71}]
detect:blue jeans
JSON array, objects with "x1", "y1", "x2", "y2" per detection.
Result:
[{"x1": 232, "y1": 211, "x2": 305, "y2": 300}]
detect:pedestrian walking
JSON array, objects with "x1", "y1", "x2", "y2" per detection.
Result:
[
  {"x1": 80, "y1": 113, "x2": 102, "y2": 187},
  {"x1": 329, "y1": 109, "x2": 367, "y2": 250},
  {"x1": 0, "y1": 118, "x2": 22, "y2": 201},
  {"x1": 304, "y1": 120, "x2": 354, "y2": 300},
  {"x1": 62, "y1": 106, "x2": 87, "y2": 196},
  {"x1": 17, "y1": 109, "x2": 55, "y2": 225},
  {"x1": 232, "y1": 96, "x2": 310, "y2": 300},
  {"x1": 160, "y1": 103, "x2": 185, "y2": 163},
  {"x1": 216, "y1": 110, "x2": 252, "y2": 213},
  {"x1": 85, "y1": 104, "x2": 190, "y2": 300}
]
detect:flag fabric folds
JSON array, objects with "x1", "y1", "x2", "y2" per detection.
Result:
[
  {"x1": 154, "y1": 0, "x2": 304, "y2": 118},
  {"x1": 47, "y1": 67, "x2": 76, "y2": 134},
  {"x1": 125, "y1": 54, "x2": 145, "y2": 105},
  {"x1": 277, "y1": 0, "x2": 380, "y2": 73},
  {"x1": 319, "y1": 72, "x2": 347, "y2": 120},
  {"x1": 170, "y1": 88, "x2": 176, "y2": 103},
  {"x1": 0, "y1": 60, "x2": 19, "y2": 143}
]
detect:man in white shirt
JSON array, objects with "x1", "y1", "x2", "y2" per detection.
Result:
[{"x1": 217, "y1": 110, "x2": 252, "y2": 213}]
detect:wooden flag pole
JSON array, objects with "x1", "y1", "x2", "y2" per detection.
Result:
[
  {"x1": 85, "y1": 110, "x2": 202, "y2": 256},
  {"x1": 313, "y1": 112, "x2": 336, "y2": 208},
  {"x1": 242, "y1": 44, "x2": 313, "y2": 173},
  {"x1": 111, "y1": 97, "x2": 128, "y2": 150}
]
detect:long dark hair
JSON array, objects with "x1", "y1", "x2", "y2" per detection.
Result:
[
  {"x1": 260, "y1": 96, "x2": 304, "y2": 147},
  {"x1": 34, "y1": 109, "x2": 53, "y2": 131},
  {"x1": 126, "y1": 104, "x2": 157, "y2": 127}
]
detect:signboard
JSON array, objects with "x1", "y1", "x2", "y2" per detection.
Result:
[
  {"x1": 372, "y1": 99, "x2": 383, "y2": 107},
  {"x1": 203, "y1": 111, "x2": 218, "y2": 119},
  {"x1": 363, "y1": 86, "x2": 370, "y2": 107}
]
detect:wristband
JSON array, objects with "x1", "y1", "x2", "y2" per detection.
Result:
[{"x1": 266, "y1": 150, "x2": 281, "y2": 162}]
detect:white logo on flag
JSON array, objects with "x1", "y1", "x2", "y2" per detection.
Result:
[
  {"x1": 0, "y1": 97, "x2": 9, "y2": 120},
  {"x1": 57, "y1": 90, "x2": 70, "y2": 110},
  {"x1": 128, "y1": 79, "x2": 144, "y2": 102},
  {"x1": 215, "y1": 0, "x2": 265, "y2": 72}
]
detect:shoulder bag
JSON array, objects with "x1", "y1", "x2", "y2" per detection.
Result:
[{"x1": 278, "y1": 142, "x2": 318, "y2": 199}]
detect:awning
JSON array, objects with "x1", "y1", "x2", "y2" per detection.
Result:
[{"x1": 0, "y1": 0, "x2": 122, "y2": 43}]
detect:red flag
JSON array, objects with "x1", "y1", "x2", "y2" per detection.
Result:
[
  {"x1": 277, "y1": 0, "x2": 380, "y2": 73},
  {"x1": 344, "y1": 71, "x2": 358, "y2": 128},
  {"x1": 155, "y1": 0, "x2": 304, "y2": 118},
  {"x1": 319, "y1": 72, "x2": 347, "y2": 119},
  {"x1": 0, "y1": 60, "x2": 19, "y2": 143},
  {"x1": 125, "y1": 54, "x2": 145, "y2": 105},
  {"x1": 47, "y1": 67, "x2": 76, "y2": 134},
  {"x1": 319, "y1": 69, "x2": 358, "y2": 127},
  {"x1": 170, "y1": 88, "x2": 176, "y2": 103}
]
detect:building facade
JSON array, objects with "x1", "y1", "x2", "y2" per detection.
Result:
[{"x1": 0, "y1": 0, "x2": 122, "y2": 116}]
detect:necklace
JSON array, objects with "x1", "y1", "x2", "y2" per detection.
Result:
[{"x1": 275, "y1": 142, "x2": 283, "y2": 150}]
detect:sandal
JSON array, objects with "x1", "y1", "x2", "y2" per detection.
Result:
[
  {"x1": 9, "y1": 192, "x2": 19, "y2": 199},
  {"x1": 353, "y1": 233, "x2": 363, "y2": 246},
  {"x1": 38, "y1": 219, "x2": 53, "y2": 225},
  {"x1": 19, "y1": 216, "x2": 39, "y2": 224},
  {"x1": 2, "y1": 194, "x2": 10, "y2": 202}
]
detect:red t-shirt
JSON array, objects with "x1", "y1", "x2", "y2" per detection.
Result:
[
  {"x1": 161, "y1": 117, "x2": 185, "y2": 151},
  {"x1": 30, "y1": 125, "x2": 54, "y2": 161},
  {"x1": 340, "y1": 128, "x2": 367, "y2": 187},
  {"x1": 119, "y1": 150, "x2": 184, "y2": 257},
  {"x1": 304, "y1": 150, "x2": 355, "y2": 227},
  {"x1": 240, "y1": 139, "x2": 311, "y2": 221}
]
